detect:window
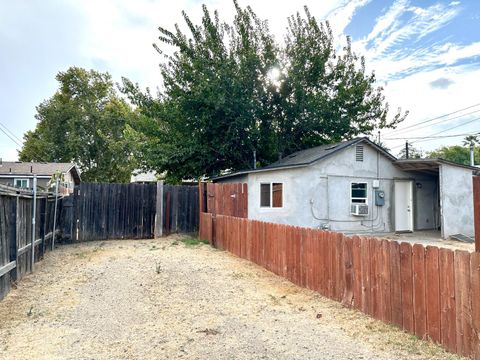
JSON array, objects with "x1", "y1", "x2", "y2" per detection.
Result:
[
  {"x1": 260, "y1": 182, "x2": 283, "y2": 208},
  {"x1": 14, "y1": 178, "x2": 29, "y2": 188},
  {"x1": 351, "y1": 182, "x2": 367, "y2": 203},
  {"x1": 260, "y1": 183, "x2": 270, "y2": 207},
  {"x1": 356, "y1": 145, "x2": 364, "y2": 162}
]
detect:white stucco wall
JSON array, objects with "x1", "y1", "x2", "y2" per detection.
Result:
[
  {"x1": 247, "y1": 143, "x2": 435, "y2": 234},
  {"x1": 439, "y1": 163, "x2": 474, "y2": 238}
]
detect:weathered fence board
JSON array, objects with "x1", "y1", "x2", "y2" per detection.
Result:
[
  {"x1": 455, "y1": 250, "x2": 472, "y2": 357},
  {"x1": 162, "y1": 185, "x2": 199, "y2": 235},
  {"x1": 201, "y1": 182, "x2": 247, "y2": 218},
  {"x1": 439, "y1": 248, "x2": 457, "y2": 353},
  {"x1": 425, "y1": 246, "x2": 441, "y2": 344},
  {"x1": 0, "y1": 191, "x2": 63, "y2": 301},
  {"x1": 69, "y1": 183, "x2": 156, "y2": 241},
  {"x1": 199, "y1": 213, "x2": 480, "y2": 359}
]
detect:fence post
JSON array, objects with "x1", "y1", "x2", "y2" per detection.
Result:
[
  {"x1": 474, "y1": 176, "x2": 480, "y2": 252},
  {"x1": 9, "y1": 196, "x2": 18, "y2": 282},
  {"x1": 40, "y1": 197, "x2": 46, "y2": 258},
  {"x1": 198, "y1": 181, "x2": 204, "y2": 213},
  {"x1": 51, "y1": 177, "x2": 59, "y2": 250},
  {"x1": 30, "y1": 175, "x2": 37, "y2": 272},
  {"x1": 154, "y1": 181, "x2": 164, "y2": 238}
]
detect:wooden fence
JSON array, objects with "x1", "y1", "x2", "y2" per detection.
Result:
[
  {"x1": 200, "y1": 182, "x2": 247, "y2": 218},
  {"x1": 64, "y1": 182, "x2": 199, "y2": 241},
  {"x1": 162, "y1": 185, "x2": 199, "y2": 235},
  {"x1": 68, "y1": 182, "x2": 157, "y2": 241},
  {"x1": 199, "y1": 212, "x2": 480, "y2": 358},
  {"x1": 0, "y1": 191, "x2": 63, "y2": 301}
]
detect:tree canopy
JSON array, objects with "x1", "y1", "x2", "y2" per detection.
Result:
[
  {"x1": 123, "y1": 2, "x2": 407, "y2": 182},
  {"x1": 428, "y1": 142, "x2": 479, "y2": 166},
  {"x1": 20, "y1": 67, "x2": 137, "y2": 182}
]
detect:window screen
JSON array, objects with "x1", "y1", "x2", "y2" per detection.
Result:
[
  {"x1": 260, "y1": 183, "x2": 271, "y2": 207},
  {"x1": 351, "y1": 183, "x2": 367, "y2": 203},
  {"x1": 272, "y1": 183, "x2": 283, "y2": 208}
]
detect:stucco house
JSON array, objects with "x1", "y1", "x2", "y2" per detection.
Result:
[
  {"x1": 213, "y1": 137, "x2": 479, "y2": 239},
  {"x1": 0, "y1": 161, "x2": 81, "y2": 193}
]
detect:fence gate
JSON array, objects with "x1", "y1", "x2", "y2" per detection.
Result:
[
  {"x1": 70, "y1": 183, "x2": 157, "y2": 241},
  {"x1": 200, "y1": 182, "x2": 248, "y2": 218}
]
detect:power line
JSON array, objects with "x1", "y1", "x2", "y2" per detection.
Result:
[
  {"x1": 389, "y1": 122, "x2": 480, "y2": 150},
  {"x1": 0, "y1": 126, "x2": 22, "y2": 148},
  {"x1": 385, "y1": 108, "x2": 480, "y2": 137},
  {"x1": 0, "y1": 122, "x2": 23, "y2": 143},
  {"x1": 388, "y1": 131, "x2": 480, "y2": 141},
  {"x1": 411, "y1": 116, "x2": 480, "y2": 143},
  {"x1": 384, "y1": 102, "x2": 480, "y2": 135}
]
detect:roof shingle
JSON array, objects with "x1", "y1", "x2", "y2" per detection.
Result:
[{"x1": 0, "y1": 162, "x2": 76, "y2": 176}]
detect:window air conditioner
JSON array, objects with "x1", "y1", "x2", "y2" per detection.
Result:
[{"x1": 351, "y1": 203, "x2": 369, "y2": 216}]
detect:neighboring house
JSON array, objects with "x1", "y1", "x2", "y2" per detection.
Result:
[
  {"x1": 131, "y1": 170, "x2": 158, "y2": 184},
  {"x1": 213, "y1": 137, "x2": 479, "y2": 239},
  {"x1": 0, "y1": 161, "x2": 81, "y2": 193}
]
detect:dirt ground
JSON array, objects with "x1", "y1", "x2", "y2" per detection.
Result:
[{"x1": 0, "y1": 236, "x2": 463, "y2": 360}]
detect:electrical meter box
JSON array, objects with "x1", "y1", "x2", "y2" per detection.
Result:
[{"x1": 375, "y1": 190, "x2": 385, "y2": 206}]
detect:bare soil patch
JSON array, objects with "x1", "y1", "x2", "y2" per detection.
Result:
[{"x1": 0, "y1": 236, "x2": 463, "y2": 360}]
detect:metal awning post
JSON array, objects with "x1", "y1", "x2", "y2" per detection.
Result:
[
  {"x1": 31, "y1": 175, "x2": 37, "y2": 272},
  {"x1": 52, "y1": 177, "x2": 59, "y2": 251}
]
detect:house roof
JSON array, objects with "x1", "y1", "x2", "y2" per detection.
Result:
[
  {"x1": 263, "y1": 137, "x2": 396, "y2": 169},
  {"x1": 394, "y1": 158, "x2": 480, "y2": 173},
  {"x1": 213, "y1": 137, "x2": 396, "y2": 181},
  {"x1": 0, "y1": 162, "x2": 81, "y2": 183},
  {"x1": 131, "y1": 170, "x2": 158, "y2": 183}
]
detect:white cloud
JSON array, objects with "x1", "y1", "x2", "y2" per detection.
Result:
[
  {"x1": 380, "y1": 65, "x2": 480, "y2": 153},
  {"x1": 324, "y1": 0, "x2": 372, "y2": 39},
  {"x1": 355, "y1": 1, "x2": 461, "y2": 80}
]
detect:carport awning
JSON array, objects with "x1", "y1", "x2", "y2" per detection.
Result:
[
  {"x1": 394, "y1": 158, "x2": 479, "y2": 175},
  {"x1": 394, "y1": 159, "x2": 441, "y2": 173}
]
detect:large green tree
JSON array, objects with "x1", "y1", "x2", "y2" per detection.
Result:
[
  {"x1": 428, "y1": 144, "x2": 480, "y2": 165},
  {"x1": 20, "y1": 67, "x2": 137, "y2": 182},
  {"x1": 124, "y1": 1, "x2": 407, "y2": 181}
]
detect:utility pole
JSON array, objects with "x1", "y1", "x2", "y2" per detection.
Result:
[
  {"x1": 470, "y1": 140, "x2": 475, "y2": 166},
  {"x1": 405, "y1": 140, "x2": 409, "y2": 159}
]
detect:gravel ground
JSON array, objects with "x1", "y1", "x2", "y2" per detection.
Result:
[{"x1": 0, "y1": 236, "x2": 463, "y2": 360}]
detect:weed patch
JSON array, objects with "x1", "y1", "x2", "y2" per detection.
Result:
[{"x1": 180, "y1": 236, "x2": 209, "y2": 247}]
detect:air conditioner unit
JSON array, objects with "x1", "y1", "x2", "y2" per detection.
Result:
[{"x1": 351, "y1": 203, "x2": 369, "y2": 216}]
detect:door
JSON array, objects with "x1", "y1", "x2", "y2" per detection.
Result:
[{"x1": 394, "y1": 180, "x2": 414, "y2": 232}]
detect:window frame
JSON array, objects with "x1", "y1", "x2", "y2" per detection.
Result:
[
  {"x1": 351, "y1": 182, "x2": 368, "y2": 204},
  {"x1": 259, "y1": 182, "x2": 284, "y2": 209},
  {"x1": 14, "y1": 178, "x2": 29, "y2": 188}
]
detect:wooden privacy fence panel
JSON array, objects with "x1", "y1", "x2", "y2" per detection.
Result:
[
  {"x1": 0, "y1": 192, "x2": 63, "y2": 301},
  {"x1": 200, "y1": 182, "x2": 247, "y2": 218},
  {"x1": 71, "y1": 183, "x2": 157, "y2": 241},
  {"x1": 199, "y1": 214, "x2": 480, "y2": 359},
  {"x1": 163, "y1": 185, "x2": 198, "y2": 234}
]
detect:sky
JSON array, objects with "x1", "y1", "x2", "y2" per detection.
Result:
[{"x1": 0, "y1": 0, "x2": 479, "y2": 160}]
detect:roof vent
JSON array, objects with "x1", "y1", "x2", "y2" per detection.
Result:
[{"x1": 356, "y1": 145, "x2": 364, "y2": 162}]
